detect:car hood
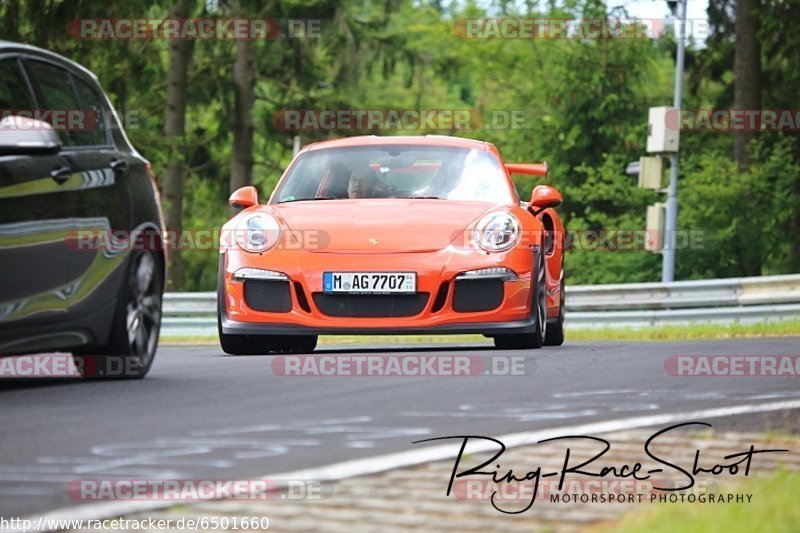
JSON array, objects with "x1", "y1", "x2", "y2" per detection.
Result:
[{"x1": 271, "y1": 199, "x2": 500, "y2": 253}]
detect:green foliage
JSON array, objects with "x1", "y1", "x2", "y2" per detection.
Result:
[{"x1": 1, "y1": 0, "x2": 797, "y2": 289}]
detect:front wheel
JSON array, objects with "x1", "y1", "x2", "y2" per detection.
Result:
[
  {"x1": 281, "y1": 335, "x2": 318, "y2": 353},
  {"x1": 218, "y1": 323, "x2": 266, "y2": 355},
  {"x1": 493, "y1": 250, "x2": 546, "y2": 350},
  {"x1": 79, "y1": 250, "x2": 163, "y2": 378}
]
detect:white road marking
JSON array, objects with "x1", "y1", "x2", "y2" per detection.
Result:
[
  {"x1": 20, "y1": 397, "x2": 800, "y2": 532},
  {"x1": 0, "y1": 418, "x2": 430, "y2": 500},
  {"x1": 268, "y1": 398, "x2": 800, "y2": 481}
]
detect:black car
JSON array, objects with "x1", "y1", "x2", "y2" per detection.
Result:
[{"x1": 0, "y1": 42, "x2": 165, "y2": 378}]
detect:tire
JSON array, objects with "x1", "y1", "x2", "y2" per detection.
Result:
[
  {"x1": 218, "y1": 322, "x2": 264, "y2": 355},
  {"x1": 218, "y1": 320, "x2": 318, "y2": 355},
  {"x1": 218, "y1": 317, "x2": 317, "y2": 355},
  {"x1": 281, "y1": 335, "x2": 318, "y2": 353},
  {"x1": 544, "y1": 275, "x2": 565, "y2": 346},
  {"x1": 79, "y1": 250, "x2": 163, "y2": 378},
  {"x1": 493, "y1": 250, "x2": 546, "y2": 350}
]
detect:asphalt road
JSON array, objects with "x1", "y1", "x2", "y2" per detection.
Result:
[{"x1": 1, "y1": 338, "x2": 799, "y2": 518}]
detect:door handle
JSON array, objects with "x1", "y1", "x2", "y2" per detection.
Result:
[
  {"x1": 110, "y1": 159, "x2": 129, "y2": 173},
  {"x1": 50, "y1": 165, "x2": 72, "y2": 184}
]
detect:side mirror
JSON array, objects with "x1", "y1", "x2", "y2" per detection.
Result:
[
  {"x1": 229, "y1": 186, "x2": 258, "y2": 209},
  {"x1": 0, "y1": 116, "x2": 62, "y2": 156},
  {"x1": 530, "y1": 185, "x2": 562, "y2": 214}
]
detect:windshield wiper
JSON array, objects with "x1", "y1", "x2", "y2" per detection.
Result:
[
  {"x1": 277, "y1": 196, "x2": 337, "y2": 204},
  {"x1": 408, "y1": 195, "x2": 442, "y2": 200}
]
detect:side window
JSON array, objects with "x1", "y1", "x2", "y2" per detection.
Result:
[
  {"x1": 24, "y1": 60, "x2": 82, "y2": 146},
  {"x1": 0, "y1": 58, "x2": 35, "y2": 111},
  {"x1": 105, "y1": 103, "x2": 131, "y2": 151},
  {"x1": 72, "y1": 77, "x2": 110, "y2": 146}
]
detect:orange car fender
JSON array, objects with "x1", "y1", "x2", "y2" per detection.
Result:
[{"x1": 537, "y1": 207, "x2": 564, "y2": 317}]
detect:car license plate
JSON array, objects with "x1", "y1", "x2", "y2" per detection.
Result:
[{"x1": 323, "y1": 272, "x2": 416, "y2": 294}]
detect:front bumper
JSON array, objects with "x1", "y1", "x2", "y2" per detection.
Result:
[
  {"x1": 219, "y1": 313, "x2": 539, "y2": 336},
  {"x1": 220, "y1": 246, "x2": 538, "y2": 336}
]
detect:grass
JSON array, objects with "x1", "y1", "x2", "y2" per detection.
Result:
[
  {"x1": 602, "y1": 470, "x2": 800, "y2": 533},
  {"x1": 160, "y1": 319, "x2": 800, "y2": 346},
  {"x1": 563, "y1": 319, "x2": 800, "y2": 341}
]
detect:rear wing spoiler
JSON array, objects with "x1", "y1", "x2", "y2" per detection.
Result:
[{"x1": 504, "y1": 163, "x2": 548, "y2": 177}]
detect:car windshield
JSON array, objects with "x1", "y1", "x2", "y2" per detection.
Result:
[{"x1": 271, "y1": 145, "x2": 514, "y2": 204}]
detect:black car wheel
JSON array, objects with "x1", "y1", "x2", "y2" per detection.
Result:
[{"x1": 80, "y1": 250, "x2": 163, "y2": 378}]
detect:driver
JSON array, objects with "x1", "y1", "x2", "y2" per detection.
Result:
[{"x1": 348, "y1": 167, "x2": 380, "y2": 198}]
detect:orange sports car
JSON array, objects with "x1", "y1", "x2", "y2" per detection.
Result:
[{"x1": 217, "y1": 135, "x2": 565, "y2": 354}]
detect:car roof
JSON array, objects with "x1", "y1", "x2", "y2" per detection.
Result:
[
  {"x1": 0, "y1": 40, "x2": 99, "y2": 81},
  {"x1": 302, "y1": 135, "x2": 496, "y2": 153}
]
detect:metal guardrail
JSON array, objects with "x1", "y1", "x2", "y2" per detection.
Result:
[
  {"x1": 566, "y1": 273, "x2": 800, "y2": 311},
  {"x1": 160, "y1": 274, "x2": 800, "y2": 336}
]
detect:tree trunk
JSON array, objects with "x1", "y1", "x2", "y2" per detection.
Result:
[
  {"x1": 0, "y1": 0, "x2": 22, "y2": 42},
  {"x1": 733, "y1": 0, "x2": 763, "y2": 276},
  {"x1": 162, "y1": 0, "x2": 194, "y2": 291},
  {"x1": 230, "y1": 37, "x2": 256, "y2": 194},
  {"x1": 734, "y1": 0, "x2": 761, "y2": 169},
  {"x1": 790, "y1": 172, "x2": 800, "y2": 273}
]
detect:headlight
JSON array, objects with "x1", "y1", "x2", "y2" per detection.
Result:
[
  {"x1": 474, "y1": 212, "x2": 520, "y2": 252},
  {"x1": 235, "y1": 214, "x2": 280, "y2": 253}
]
